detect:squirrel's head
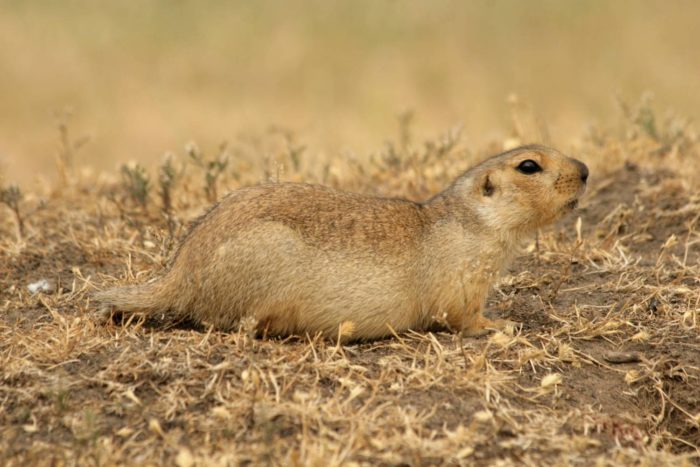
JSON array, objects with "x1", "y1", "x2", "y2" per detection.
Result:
[{"x1": 456, "y1": 144, "x2": 588, "y2": 235}]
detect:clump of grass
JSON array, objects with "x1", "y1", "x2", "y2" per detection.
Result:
[
  {"x1": 617, "y1": 93, "x2": 698, "y2": 155},
  {"x1": 283, "y1": 132, "x2": 306, "y2": 173},
  {"x1": 187, "y1": 141, "x2": 229, "y2": 203},
  {"x1": 120, "y1": 163, "x2": 151, "y2": 211},
  {"x1": 618, "y1": 93, "x2": 659, "y2": 142},
  {"x1": 375, "y1": 111, "x2": 414, "y2": 169},
  {"x1": 382, "y1": 111, "x2": 462, "y2": 170},
  {"x1": 47, "y1": 387, "x2": 70, "y2": 416},
  {"x1": 0, "y1": 183, "x2": 25, "y2": 238},
  {"x1": 158, "y1": 153, "x2": 180, "y2": 240},
  {"x1": 422, "y1": 125, "x2": 462, "y2": 163},
  {"x1": 365, "y1": 112, "x2": 466, "y2": 199}
]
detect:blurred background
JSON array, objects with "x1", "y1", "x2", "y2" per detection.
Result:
[{"x1": 1, "y1": 0, "x2": 699, "y2": 186}]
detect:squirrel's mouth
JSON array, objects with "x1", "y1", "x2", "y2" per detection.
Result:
[{"x1": 564, "y1": 199, "x2": 579, "y2": 211}]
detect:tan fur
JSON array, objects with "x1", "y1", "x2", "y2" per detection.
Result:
[{"x1": 95, "y1": 144, "x2": 588, "y2": 341}]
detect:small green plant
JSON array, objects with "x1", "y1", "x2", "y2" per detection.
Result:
[
  {"x1": 74, "y1": 409, "x2": 101, "y2": 446},
  {"x1": 268, "y1": 126, "x2": 307, "y2": 173},
  {"x1": 422, "y1": 125, "x2": 462, "y2": 163},
  {"x1": 376, "y1": 111, "x2": 415, "y2": 170},
  {"x1": 378, "y1": 140, "x2": 403, "y2": 169},
  {"x1": 616, "y1": 93, "x2": 698, "y2": 156},
  {"x1": 49, "y1": 388, "x2": 70, "y2": 415},
  {"x1": 158, "y1": 154, "x2": 179, "y2": 238},
  {"x1": 618, "y1": 93, "x2": 659, "y2": 141},
  {"x1": 120, "y1": 163, "x2": 151, "y2": 210},
  {"x1": 635, "y1": 102, "x2": 658, "y2": 141},
  {"x1": 284, "y1": 135, "x2": 306, "y2": 173},
  {"x1": 1, "y1": 184, "x2": 25, "y2": 238},
  {"x1": 187, "y1": 141, "x2": 229, "y2": 203},
  {"x1": 374, "y1": 112, "x2": 462, "y2": 174}
]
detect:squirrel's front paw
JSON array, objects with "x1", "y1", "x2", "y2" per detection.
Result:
[{"x1": 461, "y1": 317, "x2": 521, "y2": 337}]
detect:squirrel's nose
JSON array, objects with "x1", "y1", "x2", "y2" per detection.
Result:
[{"x1": 575, "y1": 160, "x2": 589, "y2": 183}]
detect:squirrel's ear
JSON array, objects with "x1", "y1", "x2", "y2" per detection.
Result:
[{"x1": 482, "y1": 174, "x2": 495, "y2": 197}]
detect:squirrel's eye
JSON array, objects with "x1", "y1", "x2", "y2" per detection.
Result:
[{"x1": 516, "y1": 159, "x2": 542, "y2": 174}]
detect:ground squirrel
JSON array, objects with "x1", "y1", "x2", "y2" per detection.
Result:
[{"x1": 96, "y1": 144, "x2": 588, "y2": 341}]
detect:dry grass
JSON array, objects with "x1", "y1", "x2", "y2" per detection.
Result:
[{"x1": 1, "y1": 106, "x2": 699, "y2": 465}]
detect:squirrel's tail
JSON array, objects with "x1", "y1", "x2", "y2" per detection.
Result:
[{"x1": 93, "y1": 278, "x2": 174, "y2": 317}]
